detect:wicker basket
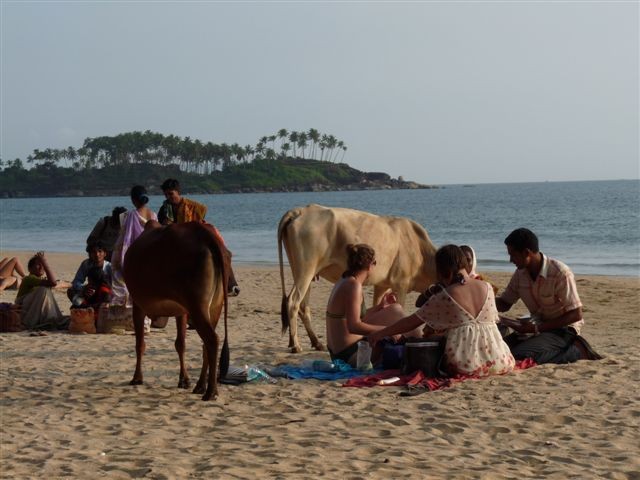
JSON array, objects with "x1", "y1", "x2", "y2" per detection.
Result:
[
  {"x1": 0, "y1": 304, "x2": 24, "y2": 332},
  {"x1": 96, "y1": 305, "x2": 133, "y2": 333},
  {"x1": 69, "y1": 307, "x2": 97, "y2": 334}
]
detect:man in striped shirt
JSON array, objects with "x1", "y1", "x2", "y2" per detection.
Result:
[{"x1": 495, "y1": 228, "x2": 600, "y2": 364}]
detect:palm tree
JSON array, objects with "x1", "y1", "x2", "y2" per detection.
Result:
[
  {"x1": 231, "y1": 143, "x2": 243, "y2": 165},
  {"x1": 277, "y1": 129, "x2": 288, "y2": 153},
  {"x1": 307, "y1": 128, "x2": 320, "y2": 159},
  {"x1": 220, "y1": 143, "x2": 232, "y2": 169},
  {"x1": 281, "y1": 142, "x2": 291, "y2": 159},
  {"x1": 326, "y1": 135, "x2": 338, "y2": 162},
  {"x1": 289, "y1": 131, "x2": 299, "y2": 158},
  {"x1": 339, "y1": 142, "x2": 348, "y2": 162},
  {"x1": 264, "y1": 148, "x2": 277, "y2": 161},
  {"x1": 297, "y1": 132, "x2": 308, "y2": 159},
  {"x1": 319, "y1": 134, "x2": 329, "y2": 161},
  {"x1": 255, "y1": 140, "x2": 266, "y2": 160},
  {"x1": 244, "y1": 144, "x2": 254, "y2": 163}
]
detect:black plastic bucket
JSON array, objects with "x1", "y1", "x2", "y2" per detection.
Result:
[{"x1": 402, "y1": 339, "x2": 444, "y2": 377}]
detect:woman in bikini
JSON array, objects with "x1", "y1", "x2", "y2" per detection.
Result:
[
  {"x1": 325, "y1": 243, "x2": 418, "y2": 367},
  {"x1": 0, "y1": 257, "x2": 26, "y2": 291},
  {"x1": 368, "y1": 244, "x2": 514, "y2": 377}
]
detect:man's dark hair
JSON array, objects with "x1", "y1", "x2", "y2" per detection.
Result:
[
  {"x1": 161, "y1": 178, "x2": 180, "y2": 192},
  {"x1": 504, "y1": 228, "x2": 539, "y2": 252},
  {"x1": 86, "y1": 241, "x2": 107, "y2": 254}
]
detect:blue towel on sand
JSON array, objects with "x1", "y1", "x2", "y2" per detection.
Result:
[{"x1": 263, "y1": 360, "x2": 377, "y2": 381}]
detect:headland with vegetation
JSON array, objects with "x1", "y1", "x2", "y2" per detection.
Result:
[{"x1": 0, "y1": 129, "x2": 433, "y2": 197}]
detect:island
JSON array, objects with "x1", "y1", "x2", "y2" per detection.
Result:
[{"x1": 0, "y1": 130, "x2": 434, "y2": 197}]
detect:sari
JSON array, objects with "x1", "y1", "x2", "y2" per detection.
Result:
[{"x1": 111, "y1": 210, "x2": 157, "y2": 306}]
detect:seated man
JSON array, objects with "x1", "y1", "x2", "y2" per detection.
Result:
[
  {"x1": 67, "y1": 243, "x2": 113, "y2": 308},
  {"x1": 15, "y1": 252, "x2": 67, "y2": 330},
  {"x1": 495, "y1": 228, "x2": 601, "y2": 364}
]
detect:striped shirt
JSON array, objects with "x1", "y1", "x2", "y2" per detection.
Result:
[{"x1": 497, "y1": 254, "x2": 584, "y2": 334}]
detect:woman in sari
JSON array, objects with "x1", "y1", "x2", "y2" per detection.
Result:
[{"x1": 110, "y1": 186, "x2": 157, "y2": 306}]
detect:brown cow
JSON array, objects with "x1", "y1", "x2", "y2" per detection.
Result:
[
  {"x1": 278, "y1": 204, "x2": 438, "y2": 353},
  {"x1": 124, "y1": 220, "x2": 230, "y2": 401}
]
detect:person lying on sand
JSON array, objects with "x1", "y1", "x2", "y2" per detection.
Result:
[
  {"x1": 368, "y1": 245, "x2": 515, "y2": 377},
  {"x1": 495, "y1": 228, "x2": 601, "y2": 364},
  {"x1": 0, "y1": 257, "x2": 26, "y2": 291}
]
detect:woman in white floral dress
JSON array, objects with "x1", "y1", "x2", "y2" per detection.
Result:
[{"x1": 369, "y1": 244, "x2": 515, "y2": 377}]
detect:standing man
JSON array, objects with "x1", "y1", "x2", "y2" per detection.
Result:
[
  {"x1": 495, "y1": 228, "x2": 601, "y2": 364},
  {"x1": 158, "y1": 178, "x2": 239, "y2": 296}
]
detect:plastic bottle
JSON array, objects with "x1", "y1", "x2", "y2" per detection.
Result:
[
  {"x1": 356, "y1": 340, "x2": 373, "y2": 371},
  {"x1": 71, "y1": 294, "x2": 85, "y2": 307},
  {"x1": 302, "y1": 359, "x2": 338, "y2": 372},
  {"x1": 245, "y1": 365, "x2": 278, "y2": 384}
]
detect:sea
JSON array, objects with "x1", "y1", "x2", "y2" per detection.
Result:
[{"x1": 1, "y1": 180, "x2": 639, "y2": 277}]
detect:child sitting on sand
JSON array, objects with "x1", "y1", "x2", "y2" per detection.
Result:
[
  {"x1": 15, "y1": 252, "x2": 67, "y2": 330},
  {"x1": 67, "y1": 243, "x2": 113, "y2": 308}
]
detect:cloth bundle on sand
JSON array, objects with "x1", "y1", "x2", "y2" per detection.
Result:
[{"x1": 342, "y1": 359, "x2": 537, "y2": 391}]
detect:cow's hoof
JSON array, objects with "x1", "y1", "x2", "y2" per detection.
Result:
[
  {"x1": 201, "y1": 389, "x2": 218, "y2": 401},
  {"x1": 178, "y1": 378, "x2": 191, "y2": 389},
  {"x1": 228, "y1": 285, "x2": 240, "y2": 297},
  {"x1": 313, "y1": 343, "x2": 326, "y2": 352},
  {"x1": 129, "y1": 378, "x2": 143, "y2": 386},
  {"x1": 289, "y1": 345, "x2": 302, "y2": 354},
  {"x1": 192, "y1": 383, "x2": 205, "y2": 395}
]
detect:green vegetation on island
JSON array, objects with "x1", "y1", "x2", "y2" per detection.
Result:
[{"x1": 0, "y1": 130, "x2": 431, "y2": 197}]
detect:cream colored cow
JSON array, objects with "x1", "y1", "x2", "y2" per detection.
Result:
[{"x1": 278, "y1": 204, "x2": 438, "y2": 353}]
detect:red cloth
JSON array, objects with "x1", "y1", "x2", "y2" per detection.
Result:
[{"x1": 342, "y1": 358, "x2": 537, "y2": 390}]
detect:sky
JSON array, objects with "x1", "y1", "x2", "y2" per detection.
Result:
[{"x1": 1, "y1": 1, "x2": 638, "y2": 185}]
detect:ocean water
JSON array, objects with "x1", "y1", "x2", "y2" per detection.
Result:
[{"x1": 1, "y1": 180, "x2": 638, "y2": 277}]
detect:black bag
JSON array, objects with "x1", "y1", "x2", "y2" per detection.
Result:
[
  {"x1": 401, "y1": 337, "x2": 446, "y2": 377},
  {"x1": 381, "y1": 340, "x2": 405, "y2": 369}
]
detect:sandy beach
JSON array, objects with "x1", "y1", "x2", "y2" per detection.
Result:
[{"x1": 1, "y1": 250, "x2": 638, "y2": 479}]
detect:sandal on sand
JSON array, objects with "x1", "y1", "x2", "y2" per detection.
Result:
[
  {"x1": 29, "y1": 331, "x2": 48, "y2": 337},
  {"x1": 574, "y1": 335, "x2": 603, "y2": 360},
  {"x1": 400, "y1": 385, "x2": 430, "y2": 397}
]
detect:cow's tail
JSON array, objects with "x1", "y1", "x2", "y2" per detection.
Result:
[
  {"x1": 203, "y1": 224, "x2": 230, "y2": 380},
  {"x1": 278, "y1": 208, "x2": 300, "y2": 334}
]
